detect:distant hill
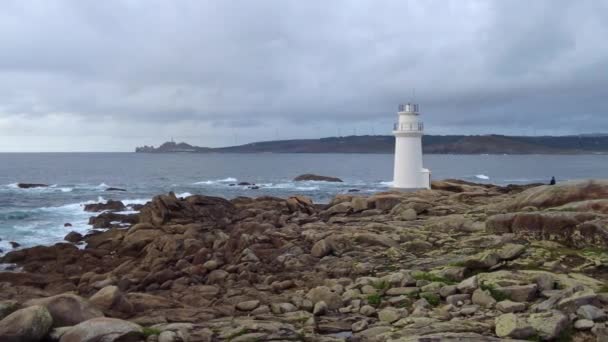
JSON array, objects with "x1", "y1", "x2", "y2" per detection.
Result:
[{"x1": 135, "y1": 134, "x2": 608, "y2": 154}]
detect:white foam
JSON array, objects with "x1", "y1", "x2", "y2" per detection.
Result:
[
  {"x1": 122, "y1": 198, "x2": 150, "y2": 206},
  {"x1": 380, "y1": 181, "x2": 394, "y2": 187},
  {"x1": 2, "y1": 183, "x2": 74, "y2": 193},
  {"x1": 295, "y1": 186, "x2": 320, "y2": 191},
  {"x1": 475, "y1": 174, "x2": 490, "y2": 180},
  {"x1": 194, "y1": 177, "x2": 237, "y2": 185},
  {"x1": 176, "y1": 192, "x2": 192, "y2": 198}
]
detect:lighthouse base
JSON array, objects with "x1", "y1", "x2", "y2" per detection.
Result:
[{"x1": 392, "y1": 168, "x2": 431, "y2": 190}]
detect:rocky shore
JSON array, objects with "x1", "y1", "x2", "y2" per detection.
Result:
[{"x1": 1, "y1": 179, "x2": 607, "y2": 341}]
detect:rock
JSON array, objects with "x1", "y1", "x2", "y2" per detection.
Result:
[
  {"x1": 575, "y1": 319, "x2": 595, "y2": 330},
  {"x1": 17, "y1": 183, "x2": 48, "y2": 188},
  {"x1": 496, "y1": 243, "x2": 526, "y2": 261},
  {"x1": 0, "y1": 300, "x2": 19, "y2": 320},
  {"x1": 456, "y1": 276, "x2": 478, "y2": 294},
  {"x1": 306, "y1": 286, "x2": 343, "y2": 310},
  {"x1": 59, "y1": 317, "x2": 143, "y2": 342},
  {"x1": 24, "y1": 293, "x2": 104, "y2": 327},
  {"x1": 386, "y1": 287, "x2": 419, "y2": 296},
  {"x1": 439, "y1": 285, "x2": 458, "y2": 298},
  {"x1": 495, "y1": 313, "x2": 535, "y2": 339},
  {"x1": 528, "y1": 310, "x2": 568, "y2": 340},
  {"x1": 446, "y1": 294, "x2": 470, "y2": 306},
  {"x1": 139, "y1": 193, "x2": 235, "y2": 227},
  {"x1": 462, "y1": 251, "x2": 500, "y2": 270},
  {"x1": 64, "y1": 223, "x2": 72, "y2": 227},
  {"x1": 10, "y1": 241, "x2": 20, "y2": 248},
  {"x1": 360, "y1": 305, "x2": 376, "y2": 316},
  {"x1": 378, "y1": 308, "x2": 402, "y2": 323},
  {"x1": 577, "y1": 305, "x2": 607, "y2": 322},
  {"x1": 369, "y1": 194, "x2": 403, "y2": 211},
  {"x1": 310, "y1": 235, "x2": 352, "y2": 257},
  {"x1": 313, "y1": 301, "x2": 328, "y2": 316},
  {"x1": 89, "y1": 286, "x2": 134, "y2": 315},
  {"x1": 0, "y1": 305, "x2": 53, "y2": 342},
  {"x1": 84, "y1": 200, "x2": 126, "y2": 212},
  {"x1": 472, "y1": 289, "x2": 496, "y2": 308},
  {"x1": 398, "y1": 208, "x2": 418, "y2": 221},
  {"x1": 294, "y1": 174, "x2": 343, "y2": 182},
  {"x1": 497, "y1": 284, "x2": 538, "y2": 302},
  {"x1": 236, "y1": 300, "x2": 260, "y2": 311},
  {"x1": 106, "y1": 187, "x2": 127, "y2": 192},
  {"x1": 557, "y1": 289, "x2": 599, "y2": 313},
  {"x1": 89, "y1": 212, "x2": 138, "y2": 229},
  {"x1": 158, "y1": 330, "x2": 181, "y2": 342},
  {"x1": 497, "y1": 180, "x2": 608, "y2": 211},
  {"x1": 270, "y1": 302, "x2": 297, "y2": 314},
  {"x1": 64, "y1": 231, "x2": 84, "y2": 243},
  {"x1": 207, "y1": 269, "x2": 229, "y2": 284},
  {"x1": 486, "y1": 211, "x2": 606, "y2": 248},
  {"x1": 496, "y1": 300, "x2": 526, "y2": 313},
  {"x1": 352, "y1": 320, "x2": 368, "y2": 332}
]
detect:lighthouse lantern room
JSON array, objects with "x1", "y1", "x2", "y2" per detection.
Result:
[{"x1": 392, "y1": 103, "x2": 431, "y2": 190}]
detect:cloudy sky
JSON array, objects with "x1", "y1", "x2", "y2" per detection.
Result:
[{"x1": 0, "y1": 0, "x2": 607, "y2": 151}]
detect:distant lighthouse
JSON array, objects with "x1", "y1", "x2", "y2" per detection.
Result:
[{"x1": 392, "y1": 103, "x2": 431, "y2": 189}]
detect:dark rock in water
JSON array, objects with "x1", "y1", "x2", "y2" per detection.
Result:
[
  {"x1": 84, "y1": 200, "x2": 126, "y2": 212},
  {"x1": 64, "y1": 231, "x2": 84, "y2": 243},
  {"x1": 9, "y1": 242, "x2": 20, "y2": 248},
  {"x1": 249, "y1": 186, "x2": 260, "y2": 190},
  {"x1": 348, "y1": 189, "x2": 360, "y2": 192},
  {"x1": 17, "y1": 183, "x2": 48, "y2": 189},
  {"x1": 229, "y1": 184, "x2": 236, "y2": 186},
  {"x1": 238, "y1": 182, "x2": 252, "y2": 186},
  {"x1": 105, "y1": 187, "x2": 127, "y2": 192},
  {"x1": 294, "y1": 174, "x2": 343, "y2": 182},
  {"x1": 64, "y1": 223, "x2": 72, "y2": 227},
  {"x1": 129, "y1": 204, "x2": 145, "y2": 211},
  {"x1": 89, "y1": 212, "x2": 139, "y2": 229}
]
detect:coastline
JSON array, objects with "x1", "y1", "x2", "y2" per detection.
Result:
[{"x1": 0, "y1": 179, "x2": 607, "y2": 340}]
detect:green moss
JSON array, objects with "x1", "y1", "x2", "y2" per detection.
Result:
[
  {"x1": 373, "y1": 280, "x2": 390, "y2": 291},
  {"x1": 142, "y1": 327, "x2": 162, "y2": 337},
  {"x1": 598, "y1": 285, "x2": 608, "y2": 293},
  {"x1": 420, "y1": 293, "x2": 441, "y2": 306},
  {"x1": 480, "y1": 283, "x2": 510, "y2": 301},
  {"x1": 226, "y1": 328, "x2": 249, "y2": 341},
  {"x1": 448, "y1": 261, "x2": 466, "y2": 267},
  {"x1": 556, "y1": 325, "x2": 573, "y2": 342},
  {"x1": 367, "y1": 294, "x2": 382, "y2": 306},
  {"x1": 526, "y1": 334, "x2": 542, "y2": 342}
]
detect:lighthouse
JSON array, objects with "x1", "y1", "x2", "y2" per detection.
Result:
[{"x1": 392, "y1": 103, "x2": 431, "y2": 189}]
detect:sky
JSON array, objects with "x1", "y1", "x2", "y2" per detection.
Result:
[{"x1": 0, "y1": 0, "x2": 607, "y2": 152}]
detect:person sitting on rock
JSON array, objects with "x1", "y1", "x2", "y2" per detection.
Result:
[{"x1": 550, "y1": 176, "x2": 556, "y2": 185}]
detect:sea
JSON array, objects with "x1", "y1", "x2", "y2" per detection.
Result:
[{"x1": 1, "y1": 152, "x2": 607, "y2": 253}]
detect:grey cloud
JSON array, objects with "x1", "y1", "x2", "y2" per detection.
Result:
[{"x1": 0, "y1": 0, "x2": 607, "y2": 151}]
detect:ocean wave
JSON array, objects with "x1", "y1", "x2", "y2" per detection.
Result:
[
  {"x1": 194, "y1": 177, "x2": 238, "y2": 185},
  {"x1": 0, "y1": 210, "x2": 35, "y2": 220},
  {"x1": 475, "y1": 174, "x2": 490, "y2": 180},
  {"x1": 379, "y1": 181, "x2": 393, "y2": 187},
  {"x1": 2, "y1": 183, "x2": 74, "y2": 193}
]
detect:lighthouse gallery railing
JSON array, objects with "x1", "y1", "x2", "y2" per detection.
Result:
[{"x1": 393, "y1": 122, "x2": 424, "y2": 132}]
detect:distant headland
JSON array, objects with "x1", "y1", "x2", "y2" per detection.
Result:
[{"x1": 136, "y1": 134, "x2": 608, "y2": 154}]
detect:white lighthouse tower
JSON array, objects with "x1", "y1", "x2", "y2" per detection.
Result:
[{"x1": 392, "y1": 103, "x2": 431, "y2": 189}]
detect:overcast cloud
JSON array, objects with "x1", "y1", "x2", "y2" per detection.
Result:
[{"x1": 0, "y1": 0, "x2": 607, "y2": 151}]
